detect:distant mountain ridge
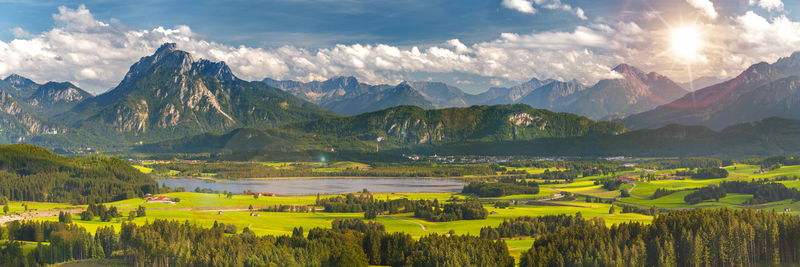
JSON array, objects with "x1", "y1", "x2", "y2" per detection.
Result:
[
  {"x1": 419, "y1": 117, "x2": 800, "y2": 157},
  {"x1": 623, "y1": 51, "x2": 800, "y2": 130},
  {"x1": 264, "y1": 64, "x2": 686, "y2": 120},
  {"x1": 0, "y1": 74, "x2": 93, "y2": 142}
]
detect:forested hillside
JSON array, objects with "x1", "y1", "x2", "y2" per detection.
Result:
[
  {"x1": 289, "y1": 104, "x2": 627, "y2": 148},
  {"x1": 0, "y1": 145, "x2": 156, "y2": 204}
]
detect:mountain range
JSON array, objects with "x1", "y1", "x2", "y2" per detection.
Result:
[
  {"x1": 139, "y1": 104, "x2": 627, "y2": 154},
  {"x1": 263, "y1": 63, "x2": 688, "y2": 121},
  {"x1": 624, "y1": 52, "x2": 800, "y2": 130},
  {"x1": 0, "y1": 43, "x2": 798, "y2": 157}
]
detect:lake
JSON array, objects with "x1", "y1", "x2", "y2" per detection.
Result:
[{"x1": 156, "y1": 178, "x2": 466, "y2": 195}]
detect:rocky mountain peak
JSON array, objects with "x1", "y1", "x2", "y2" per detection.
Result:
[
  {"x1": 612, "y1": 64, "x2": 649, "y2": 81},
  {"x1": 193, "y1": 59, "x2": 235, "y2": 81},
  {"x1": 773, "y1": 51, "x2": 800, "y2": 74},
  {"x1": 323, "y1": 76, "x2": 360, "y2": 89},
  {"x1": 124, "y1": 43, "x2": 194, "y2": 82},
  {"x1": 3, "y1": 74, "x2": 37, "y2": 88}
]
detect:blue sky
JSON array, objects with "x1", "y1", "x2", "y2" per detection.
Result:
[{"x1": 1, "y1": 0, "x2": 799, "y2": 94}]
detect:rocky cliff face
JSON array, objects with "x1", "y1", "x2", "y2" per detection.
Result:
[
  {"x1": 67, "y1": 43, "x2": 331, "y2": 141},
  {"x1": 0, "y1": 92, "x2": 62, "y2": 142}
]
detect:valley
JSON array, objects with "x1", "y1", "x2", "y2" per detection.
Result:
[
  {"x1": 1, "y1": 2, "x2": 800, "y2": 265},
  {"x1": 2, "y1": 144, "x2": 799, "y2": 265}
]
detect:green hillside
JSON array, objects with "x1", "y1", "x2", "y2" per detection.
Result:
[
  {"x1": 0, "y1": 144, "x2": 157, "y2": 203},
  {"x1": 289, "y1": 104, "x2": 627, "y2": 148}
]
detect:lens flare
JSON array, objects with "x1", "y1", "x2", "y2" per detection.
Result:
[{"x1": 669, "y1": 25, "x2": 705, "y2": 63}]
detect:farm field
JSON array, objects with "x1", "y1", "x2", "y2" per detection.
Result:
[
  {"x1": 5, "y1": 155, "x2": 800, "y2": 265},
  {"x1": 33, "y1": 198, "x2": 651, "y2": 238}
]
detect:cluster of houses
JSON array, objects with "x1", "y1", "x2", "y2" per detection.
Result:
[
  {"x1": 246, "y1": 192, "x2": 275, "y2": 197},
  {"x1": 144, "y1": 193, "x2": 174, "y2": 203},
  {"x1": 616, "y1": 176, "x2": 643, "y2": 183},
  {"x1": 136, "y1": 159, "x2": 207, "y2": 164},
  {"x1": 754, "y1": 169, "x2": 771, "y2": 174}
]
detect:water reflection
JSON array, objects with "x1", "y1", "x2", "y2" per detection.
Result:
[{"x1": 156, "y1": 178, "x2": 466, "y2": 195}]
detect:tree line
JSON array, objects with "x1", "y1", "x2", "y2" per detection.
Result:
[
  {"x1": 519, "y1": 208, "x2": 800, "y2": 266},
  {"x1": 462, "y1": 178, "x2": 539, "y2": 197},
  {"x1": 1, "y1": 218, "x2": 513, "y2": 266},
  {"x1": 0, "y1": 145, "x2": 157, "y2": 204},
  {"x1": 413, "y1": 199, "x2": 488, "y2": 222}
]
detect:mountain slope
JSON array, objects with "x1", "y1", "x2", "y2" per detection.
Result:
[
  {"x1": 517, "y1": 80, "x2": 585, "y2": 111},
  {"x1": 624, "y1": 52, "x2": 800, "y2": 130},
  {"x1": 67, "y1": 43, "x2": 332, "y2": 141},
  {"x1": 560, "y1": 64, "x2": 686, "y2": 120},
  {"x1": 28, "y1": 82, "x2": 93, "y2": 115},
  {"x1": 407, "y1": 82, "x2": 473, "y2": 108},
  {"x1": 0, "y1": 91, "x2": 63, "y2": 142},
  {"x1": 469, "y1": 78, "x2": 555, "y2": 105},
  {"x1": 323, "y1": 83, "x2": 435, "y2": 114},
  {"x1": 288, "y1": 104, "x2": 626, "y2": 148},
  {"x1": 423, "y1": 117, "x2": 800, "y2": 157},
  {"x1": 262, "y1": 76, "x2": 393, "y2": 113},
  {"x1": 0, "y1": 74, "x2": 40, "y2": 99}
]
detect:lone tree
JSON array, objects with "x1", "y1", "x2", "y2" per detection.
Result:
[
  {"x1": 136, "y1": 205, "x2": 146, "y2": 217},
  {"x1": 609, "y1": 205, "x2": 615, "y2": 214},
  {"x1": 3, "y1": 204, "x2": 8, "y2": 214}
]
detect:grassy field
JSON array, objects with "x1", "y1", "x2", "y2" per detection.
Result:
[
  {"x1": 7, "y1": 162, "x2": 799, "y2": 264},
  {"x1": 3, "y1": 202, "x2": 83, "y2": 214},
  {"x1": 502, "y1": 167, "x2": 562, "y2": 174},
  {"x1": 131, "y1": 165, "x2": 153, "y2": 174},
  {"x1": 36, "y1": 199, "x2": 651, "y2": 239}
]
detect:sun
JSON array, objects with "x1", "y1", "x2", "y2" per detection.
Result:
[{"x1": 669, "y1": 25, "x2": 706, "y2": 63}]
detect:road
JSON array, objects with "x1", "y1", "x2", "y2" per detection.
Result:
[{"x1": 0, "y1": 208, "x2": 82, "y2": 225}]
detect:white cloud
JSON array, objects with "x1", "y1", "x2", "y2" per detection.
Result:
[
  {"x1": 0, "y1": 5, "x2": 625, "y2": 93},
  {"x1": 501, "y1": 0, "x2": 536, "y2": 14},
  {"x1": 11, "y1": 27, "x2": 31, "y2": 38},
  {"x1": 532, "y1": 0, "x2": 587, "y2": 20},
  {"x1": 686, "y1": 0, "x2": 718, "y2": 20},
  {"x1": 750, "y1": 0, "x2": 784, "y2": 11},
  {"x1": 3, "y1": 4, "x2": 798, "y2": 95},
  {"x1": 733, "y1": 11, "x2": 800, "y2": 58}
]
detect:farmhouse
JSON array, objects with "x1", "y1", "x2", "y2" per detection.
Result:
[
  {"x1": 246, "y1": 192, "x2": 275, "y2": 197},
  {"x1": 616, "y1": 176, "x2": 641, "y2": 183},
  {"x1": 146, "y1": 195, "x2": 173, "y2": 203}
]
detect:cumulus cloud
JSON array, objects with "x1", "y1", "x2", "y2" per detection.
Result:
[
  {"x1": 2, "y1": 4, "x2": 799, "y2": 94},
  {"x1": 732, "y1": 11, "x2": 800, "y2": 59},
  {"x1": 686, "y1": 0, "x2": 718, "y2": 20},
  {"x1": 749, "y1": 0, "x2": 784, "y2": 12},
  {"x1": 532, "y1": 0, "x2": 587, "y2": 20},
  {"x1": 501, "y1": 0, "x2": 536, "y2": 14},
  {"x1": 0, "y1": 5, "x2": 623, "y2": 93}
]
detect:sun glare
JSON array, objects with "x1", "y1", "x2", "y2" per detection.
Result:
[{"x1": 669, "y1": 25, "x2": 706, "y2": 63}]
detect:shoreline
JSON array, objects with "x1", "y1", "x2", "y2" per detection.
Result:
[{"x1": 153, "y1": 175, "x2": 500, "y2": 182}]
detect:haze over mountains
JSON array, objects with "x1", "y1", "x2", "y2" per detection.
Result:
[
  {"x1": 0, "y1": 43, "x2": 798, "y2": 156},
  {"x1": 624, "y1": 52, "x2": 800, "y2": 130},
  {"x1": 264, "y1": 63, "x2": 688, "y2": 120}
]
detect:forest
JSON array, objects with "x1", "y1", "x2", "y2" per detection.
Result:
[
  {"x1": 149, "y1": 161, "x2": 499, "y2": 179},
  {"x1": 519, "y1": 208, "x2": 800, "y2": 266},
  {"x1": 0, "y1": 145, "x2": 157, "y2": 204},
  {"x1": 462, "y1": 178, "x2": 540, "y2": 197},
  {"x1": 0, "y1": 218, "x2": 513, "y2": 267}
]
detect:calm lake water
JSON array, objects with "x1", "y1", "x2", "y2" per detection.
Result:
[{"x1": 156, "y1": 178, "x2": 466, "y2": 195}]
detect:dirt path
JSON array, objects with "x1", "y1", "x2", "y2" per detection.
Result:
[
  {"x1": 382, "y1": 215, "x2": 427, "y2": 231},
  {"x1": 0, "y1": 208, "x2": 82, "y2": 225}
]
